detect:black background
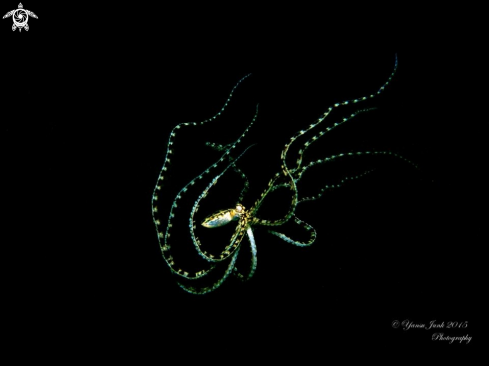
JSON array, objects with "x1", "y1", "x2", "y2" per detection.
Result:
[{"x1": 2, "y1": 3, "x2": 478, "y2": 357}]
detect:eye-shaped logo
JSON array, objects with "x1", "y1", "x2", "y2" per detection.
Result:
[{"x1": 3, "y1": 3, "x2": 37, "y2": 32}]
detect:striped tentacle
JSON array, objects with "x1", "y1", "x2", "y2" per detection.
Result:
[
  {"x1": 290, "y1": 107, "x2": 377, "y2": 174},
  {"x1": 153, "y1": 75, "x2": 253, "y2": 280},
  {"x1": 177, "y1": 246, "x2": 241, "y2": 295},
  {"x1": 289, "y1": 54, "x2": 398, "y2": 173},
  {"x1": 205, "y1": 141, "x2": 250, "y2": 203},
  {"x1": 248, "y1": 171, "x2": 283, "y2": 223},
  {"x1": 267, "y1": 215, "x2": 317, "y2": 247},
  {"x1": 246, "y1": 130, "x2": 304, "y2": 227},
  {"x1": 267, "y1": 164, "x2": 374, "y2": 197},
  {"x1": 190, "y1": 144, "x2": 257, "y2": 263},
  {"x1": 249, "y1": 55, "x2": 398, "y2": 228},
  {"x1": 157, "y1": 56, "x2": 417, "y2": 294},
  {"x1": 296, "y1": 150, "x2": 419, "y2": 203},
  {"x1": 299, "y1": 169, "x2": 376, "y2": 203},
  {"x1": 262, "y1": 132, "x2": 301, "y2": 227},
  {"x1": 168, "y1": 111, "x2": 257, "y2": 271},
  {"x1": 233, "y1": 225, "x2": 258, "y2": 282},
  {"x1": 247, "y1": 109, "x2": 376, "y2": 223},
  {"x1": 152, "y1": 73, "x2": 251, "y2": 209},
  {"x1": 267, "y1": 169, "x2": 376, "y2": 203},
  {"x1": 297, "y1": 150, "x2": 418, "y2": 178},
  {"x1": 265, "y1": 106, "x2": 378, "y2": 193},
  {"x1": 205, "y1": 141, "x2": 234, "y2": 151},
  {"x1": 198, "y1": 148, "x2": 255, "y2": 279},
  {"x1": 269, "y1": 148, "x2": 417, "y2": 207},
  {"x1": 191, "y1": 203, "x2": 247, "y2": 263}
]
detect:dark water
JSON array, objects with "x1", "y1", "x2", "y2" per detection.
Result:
[{"x1": 2, "y1": 5, "x2": 477, "y2": 355}]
